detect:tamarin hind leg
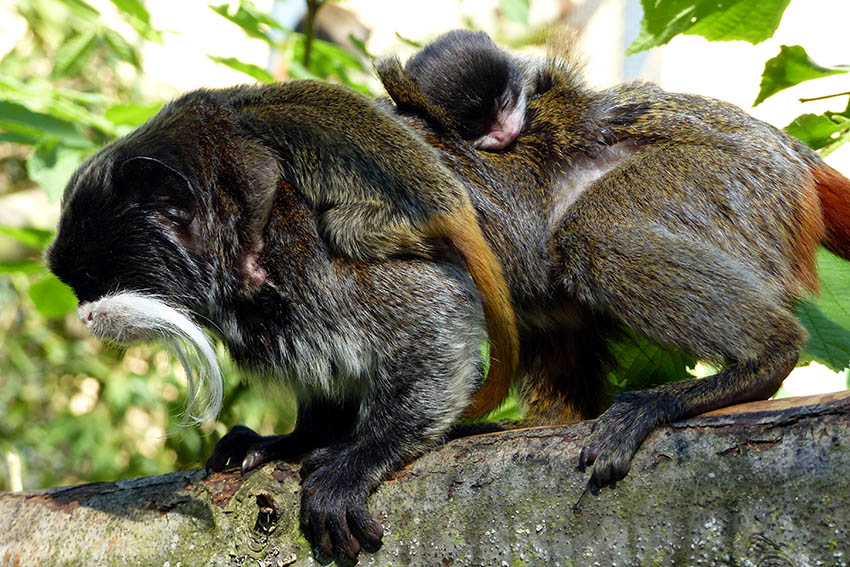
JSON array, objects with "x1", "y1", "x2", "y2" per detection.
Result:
[
  {"x1": 518, "y1": 325, "x2": 613, "y2": 424},
  {"x1": 556, "y1": 225, "x2": 806, "y2": 493},
  {"x1": 206, "y1": 397, "x2": 360, "y2": 474}
]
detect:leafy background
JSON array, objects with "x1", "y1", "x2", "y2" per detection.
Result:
[{"x1": 1, "y1": 0, "x2": 848, "y2": 491}]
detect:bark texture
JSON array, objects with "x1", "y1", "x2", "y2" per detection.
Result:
[{"x1": 2, "y1": 392, "x2": 849, "y2": 567}]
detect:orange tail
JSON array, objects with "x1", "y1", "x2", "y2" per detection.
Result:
[
  {"x1": 427, "y1": 210, "x2": 519, "y2": 419},
  {"x1": 814, "y1": 164, "x2": 850, "y2": 259}
]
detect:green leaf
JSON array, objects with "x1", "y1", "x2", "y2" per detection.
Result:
[
  {"x1": 608, "y1": 329, "x2": 696, "y2": 390},
  {"x1": 627, "y1": 0, "x2": 791, "y2": 55},
  {"x1": 56, "y1": 0, "x2": 100, "y2": 20},
  {"x1": 52, "y1": 30, "x2": 98, "y2": 78},
  {"x1": 207, "y1": 56, "x2": 274, "y2": 83},
  {"x1": 0, "y1": 101, "x2": 88, "y2": 147},
  {"x1": 0, "y1": 74, "x2": 117, "y2": 136},
  {"x1": 0, "y1": 226, "x2": 54, "y2": 249},
  {"x1": 500, "y1": 0, "x2": 530, "y2": 25},
  {"x1": 290, "y1": 35, "x2": 371, "y2": 93},
  {"x1": 797, "y1": 249, "x2": 850, "y2": 372},
  {"x1": 102, "y1": 28, "x2": 141, "y2": 67},
  {"x1": 785, "y1": 110, "x2": 850, "y2": 153},
  {"x1": 0, "y1": 132, "x2": 38, "y2": 145},
  {"x1": 105, "y1": 102, "x2": 162, "y2": 126},
  {"x1": 755, "y1": 45, "x2": 849, "y2": 106},
  {"x1": 26, "y1": 139, "x2": 87, "y2": 201},
  {"x1": 0, "y1": 260, "x2": 44, "y2": 274},
  {"x1": 394, "y1": 32, "x2": 422, "y2": 49},
  {"x1": 28, "y1": 275, "x2": 79, "y2": 319},
  {"x1": 109, "y1": 0, "x2": 163, "y2": 43},
  {"x1": 209, "y1": 1, "x2": 286, "y2": 43},
  {"x1": 347, "y1": 35, "x2": 374, "y2": 63}
]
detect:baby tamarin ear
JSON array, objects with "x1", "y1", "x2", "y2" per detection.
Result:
[{"x1": 394, "y1": 30, "x2": 532, "y2": 150}]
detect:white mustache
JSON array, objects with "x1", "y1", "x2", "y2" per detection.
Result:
[{"x1": 78, "y1": 292, "x2": 222, "y2": 425}]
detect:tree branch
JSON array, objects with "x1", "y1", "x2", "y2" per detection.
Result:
[{"x1": 2, "y1": 392, "x2": 849, "y2": 566}]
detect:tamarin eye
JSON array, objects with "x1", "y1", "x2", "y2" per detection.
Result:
[{"x1": 157, "y1": 207, "x2": 194, "y2": 229}]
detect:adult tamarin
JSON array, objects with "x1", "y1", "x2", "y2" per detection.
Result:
[{"x1": 381, "y1": 31, "x2": 850, "y2": 498}]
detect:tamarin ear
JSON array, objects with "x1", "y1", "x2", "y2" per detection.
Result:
[
  {"x1": 235, "y1": 150, "x2": 283, "y2": 289},
  {"x1": 242, "y1": 151, "x2": 282, "y2": 250},
  {"x1": 118, "y1": 156, "x2": 199, "y2": 245},
  {"x1": 375, "y1": 56, "x2": 459, "y2": 134}
]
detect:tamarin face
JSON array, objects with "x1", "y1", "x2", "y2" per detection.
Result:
[{"x1": 46, "y1": 93, "x2": 270, "y2": 422}]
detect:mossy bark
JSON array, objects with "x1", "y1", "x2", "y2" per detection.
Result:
[{"x1": 2, "y1": 392, "x2": 849, "y2": 567}]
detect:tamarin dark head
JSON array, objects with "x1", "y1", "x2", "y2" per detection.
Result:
[
  {"x1": 404, "y1": 30, "x2": 527, "y2": 150},
  {"x1": 46, "y1": 91, "x2": 282, "y2": 421}
]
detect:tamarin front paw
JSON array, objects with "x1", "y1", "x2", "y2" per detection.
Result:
[{"x1": 299, "y1": 461, "x2": 384, "y2": 564}]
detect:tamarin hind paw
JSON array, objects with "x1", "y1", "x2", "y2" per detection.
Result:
[{"x1": 577, "y1": 391, "x2": 669, "y2": 494}]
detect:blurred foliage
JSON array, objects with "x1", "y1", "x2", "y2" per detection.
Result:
[
  {"x1": 0, "y1": 0, "x2": 370, "y2": 492},
  {"x1": 0, "y1": 0, "x2": 848, "y2": 493},
  {"x1": 630, "y1": 0, "x2": 850, "y2": 155}
]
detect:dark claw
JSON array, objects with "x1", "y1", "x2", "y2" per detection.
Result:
[
  {"x1": 206, "y1": 425, "x2": 262, "y2": 473},
  {"x1": 241, "y1": 448, "x2": 267, "y2": 474},
  {"x1": 348, "y1": 507, "x2": 383, "y2": 553},
  {"x1": 300, "y1": 460, "x2": 383, "y2": 565},
  {"x1": 312, "y1": 545, "x2": 334, "y2": 566}
]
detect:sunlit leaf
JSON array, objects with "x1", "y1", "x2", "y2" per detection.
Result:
[
  {"x1": 26, "y1": 139, "x2": 87, "y2": 201},
  {"x1": 0, "y1": 260, "x2": 44, "y2": 274},
  {"x1": 102, "y1": 28, "x2": 141, "y2": 67},
  {"x1": 105, "y1": 102, "x2": 162, "y2": 126},
  {"x1": 628, "y1": 0, "x2": 791, "y2": 55},
  {"x1": 209, "y1": 1, "x2": 286, "y2": 43},
  {"x1": 207, "y1": 56, "x2": 274, "y2": 83},
  {"x1": 56, "y1": 0, "x2": 100, "y2": 20},
  {"x1": 29, "y1": 275, "x2": 79, "y2": 318},
  {"x1": 0, "y1": 226, "x2": 55, "y2": 249},
  {"x1": 0, "y1": 101, "x2": 88, "y2": 147},
  {"x1": 0, "y1": 75, "x2": 117, "y2": 136},
  {"x1": 755, "y1": 45, "x2": 849, "y2": 106},
  {"x1": 797, "y1": 249, "x2": 850, "y2": 372},
  {"x1": 110, "y1": 0, "x2": 163, "y2": 43},
  {"x1": 0, "y1": 132, "x2": 38, "y2": 145},
  {"x1": 785, "y1": 109, "x2": 850, "y2": 154},
  {"x1": 347, "y1": 35, "x2": 374, "y2": 63},
  {"x1": 500, "y1": 0, "x2": 530, "y2": 25},
  {"x1": 608, "y1": 329, "x2": 696, "y2": 390},
  {"x1": 394, "y1": 32, "x2": 422, "y2": 49},
  {"x1": 52, "y1": 30, "x2": 98, "y2": 78}
]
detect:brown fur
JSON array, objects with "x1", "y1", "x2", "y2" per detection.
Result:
[
  {"x1": 815, "y1": 163, "x2": 850, "y2": 259},
  {"x1": 425, "y1": 209, "x2": 519, "y2": 418}
]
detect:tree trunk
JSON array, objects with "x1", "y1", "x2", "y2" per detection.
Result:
[{"x1": 2, "y1": 392, "x2": 849, "y2": 567}]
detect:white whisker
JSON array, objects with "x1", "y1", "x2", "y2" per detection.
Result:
[{"x1": 78, "y1": 291, "x2": 223, "y2": 424}]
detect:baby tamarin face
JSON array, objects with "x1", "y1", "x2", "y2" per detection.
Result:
[{"x1": 404, "y1": 30, "x2": 529, "y2": 150}]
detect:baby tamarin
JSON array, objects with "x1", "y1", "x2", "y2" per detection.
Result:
[
  {"x1": 403, "y1": 30, "x2": 531, "y2": 149},
  {"x1": 382, "y1": 34, "x2": 850, "y2": 501}
]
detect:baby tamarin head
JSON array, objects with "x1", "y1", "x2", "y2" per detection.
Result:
[{"x1": 404, "y1": 30, "x2": 530, "y2": 150}]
